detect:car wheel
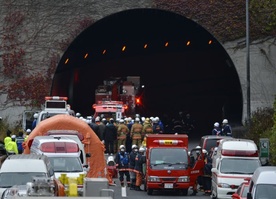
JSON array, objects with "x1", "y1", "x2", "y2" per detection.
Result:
[{"x1": 147, "y1": 188, "x2": 153, "y2": 195}]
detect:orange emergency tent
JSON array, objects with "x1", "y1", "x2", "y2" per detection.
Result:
[{"x1": 23, "y1": 114, "x2": 111, "y2": 182}]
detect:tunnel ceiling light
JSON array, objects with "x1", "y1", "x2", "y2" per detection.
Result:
[
  {"x1": 65, "y1": 58, "x2": 69, "y2": 64},
  {"x1": 165, "y1": 42, "x2": 169, "y2": 47},
  {"x1": 122, "y1": 45, "x2": 126, "y2": 52},
  {"x1": 208, "y1": 40, "x2": 213, "y2": 45},
  {"x1": 186, "y1": 41, "x2": 191, "y2": 46},
  {"x1": 144, "y1": 44, "x2": 148, "y2": 49},
  {"x1": 102, "y1": 49, "x2": 106, "y2": 55},
  {"x1": 84, "y1": 53, "x2": 88, "y2": 59}
]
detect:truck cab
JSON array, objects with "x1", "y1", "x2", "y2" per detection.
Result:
[
  {"x1": 144, "y1": 134, "x2": 204, "y2": 196},
  {"x1": 92, "y1": 100, "x2": 127, "y2": 120}
]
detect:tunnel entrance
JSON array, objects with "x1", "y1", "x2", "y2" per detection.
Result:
[{"x1": 51, "y1": 8, "x2": 242, "y2": 134}]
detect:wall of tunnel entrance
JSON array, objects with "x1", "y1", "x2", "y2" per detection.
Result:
[{"x1": 51, "y1": 9, "x2": 243, "y2": 135}]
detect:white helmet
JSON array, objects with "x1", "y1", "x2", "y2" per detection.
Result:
[
  {"x1": 119, "y1": 145, "x2": 125, "y2": 149},
  {"x1": 26, "y1": 129, "x2": 31, "y2": 133},
  {"x1": 214, "y1": 122, "x2": 220, "y2": 127},
  {"x1": 33, "y1": 113, "x2": 38, "y2": 119},
  {"x1": 76, "y1": 112, "x2": 81, "y2": 117},
  {"x1": 135, "y1": 117, "x2": 140, "y2": 122},
  {"x1": 202, "y1": 149, "x2": 208, "y2": 154},
  {"x1": 132, "y1": 144, "x2": 137, "y2": 149},
  {"x1": 107, "y1": 156, "x2": 115, "y2": 165},
  {"x1": 222, "y1": 119, "x2": 228, "y2": 124},
  {"x1": 139, "y1": 147, "x2": 145, "y2": 152},
  {"x1": 195, "y1": 146, "x2": 201, "y2": 149}
]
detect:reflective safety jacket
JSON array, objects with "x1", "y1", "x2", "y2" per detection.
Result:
[{"x1": 5, "y1": 137, "x2": 18, "y2": 154}]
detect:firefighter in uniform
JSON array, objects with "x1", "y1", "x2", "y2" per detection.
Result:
[
  {"x1": 134, "y1": 147, "x2": 146, "y2": 191},
  {"x1": 115, "y1": 145, "x2": 131, "y2": 187},
  {"x1": 130, "y1": 118, "x2": 143, "y2": 147},
  {"x1": 117, "y1": 120, "x2": 129, "y2": 152},
  {"x1": 142, "y1": 118, "x2": 153, "y2": 140}
]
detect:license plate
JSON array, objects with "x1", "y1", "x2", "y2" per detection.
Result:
[{"x1": 164, "y1": 183, "x2": 173, "y2": 189}]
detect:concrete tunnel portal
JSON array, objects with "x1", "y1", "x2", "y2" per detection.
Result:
[{"x1": 51, "y1": 8, "x2": 243, "y2": 134}]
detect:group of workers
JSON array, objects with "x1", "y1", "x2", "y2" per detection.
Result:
[
  {"x1": 212, "y1": 119, "x2": 232, "y2": 137},
  {"x1": 112, "y1": 144, "x2": 146, "y2": 191},
  {"x1": 77, "y1": 114, "x2": 163, "y2": 155},
  {"x1": 2, "y1": 129, "x2": 32, "y2": 156}
]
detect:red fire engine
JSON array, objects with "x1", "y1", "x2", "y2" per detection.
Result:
[
  {"x1": 145, "y1": 134, "x2": 205, "y2": 195},
  {"x1": 92, "y1": 76, "x2": 141, "y2": 119}
]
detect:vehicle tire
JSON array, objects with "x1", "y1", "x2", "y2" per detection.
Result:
[
  {"x1": 147, "y1": 188, "x2": 153, "y2": 195},
  {"x1": 211, "y1": 188, "x2": 217, "y2": 199},
  {"x1": 181, "y1": 188, "x2": 188, "y2": 196}
]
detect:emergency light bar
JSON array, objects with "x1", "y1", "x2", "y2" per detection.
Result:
[
  {"x1": 45, "y1": 96, "x2": 68, "y2": 101},
  {"x1": 40, "y1": 142, "x2": 79, "y2": 153},
  {"x1": 221, "y1": 149, "x2": 258, "y2": 157},
  {"x1": 153, "y1": 140, "x2": 182, "y2": 145},
  {"x1": 46, "y1": 130, "x2": 84, "y2": 141},
  {"x1": 92, "y1": 103, "x2": 128, "y2": 110},
  {"x1": 97, "y1": 101, "x2": 123, "y2": 105}
]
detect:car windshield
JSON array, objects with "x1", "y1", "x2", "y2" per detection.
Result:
[
  {"x1": 220, "y1": 158, "x2": 260, "y2": 174},
  {"x1": 204, "y1": 139, "x2": 220, "y2": 152},
  {"x1": 150, "y1": 148, "x2": 188, "y2": 169},
  {"x1": 49, "y1": 157, "x2": 83, "y2": 172},
  {"x1": 255, "y1": 184, "x2": 276, "y2": 198},
  {"x1": 0, "y1": 172, "x2": 46, "y2": 187}
]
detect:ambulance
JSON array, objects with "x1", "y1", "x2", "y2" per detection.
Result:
[
  {"x1": 144, "y1": 134, "x2": 205, "y2": 196},
  {"x1": 211, "y1": 138, "x2": 261, "y2": 199},
  {"x1": 36, "y1": 96, "x2": 75, "y2": 126},
  {"x1": 30, "y1": 136, "x2": 88, "y2": 196}
]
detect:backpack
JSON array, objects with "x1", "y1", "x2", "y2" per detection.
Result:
[{"x1": 120, "y1": 153, "x2": 129, "y2": 166}]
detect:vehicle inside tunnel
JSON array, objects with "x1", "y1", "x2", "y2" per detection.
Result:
[{"x1": 51, "y1": 8, "x2": 243, "y2": 134}]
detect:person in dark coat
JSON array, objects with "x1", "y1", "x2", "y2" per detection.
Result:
[
  {"x1": 103, "y1": 118, "x2": 117, "y2": 155},
  {"x1": 129, "y1": 144, "x2": 138, "y2": 190},
  {"x1": 221, "y1": 119, "x2": 232, "y2": 136},
  {"x1": 89, "y1": 117, "x2": 100, "y2": 138},
  {"x1": 115, "y1": 145, "x2": 131, "y2": 187},
  {"x1": 212, "y1": 122, "x2": 222, "y2": 136},
  {"x1": 202, "y1": 155, "x2": 212, "y2": 195}
]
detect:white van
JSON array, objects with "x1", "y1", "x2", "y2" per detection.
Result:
[
  {"x1": 211, "y1": 138, "x2": 261, "y2": 199},
  {"x1": 247, "y1": 166, "x2": 276, "y2": 199},
  {"x1": 30, "y1": 136, "x2": 88, "y2": 196},
  {"x1": 0, "y1": 154, "x2": 55, "y2": 196}
]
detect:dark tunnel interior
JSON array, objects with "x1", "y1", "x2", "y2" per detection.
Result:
[{"x1": 51, "y1": 8, "x2": 243, "y2": 135}]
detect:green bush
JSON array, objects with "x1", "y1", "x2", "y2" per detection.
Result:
[{"x1": 244, "y1": 98, "x2": 276, "y2": 165}]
